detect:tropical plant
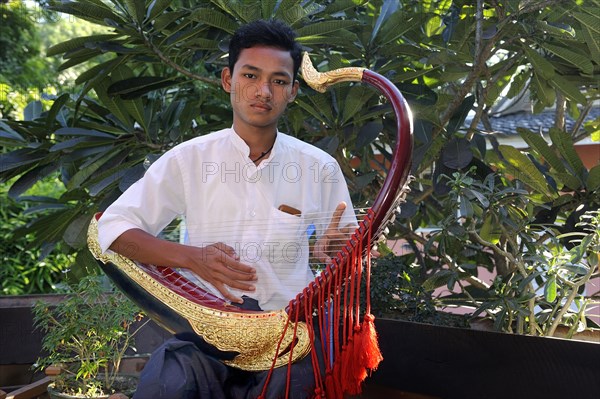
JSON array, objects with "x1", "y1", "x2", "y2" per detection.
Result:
[
  {"x1": 32, "y1": 275, "x2": 146, "y2": 397},
  {"x1": 0, "y1": 178, "x2": 74, "y2": 295},
  {"x1": 1, "y1": 0, "x2": 598, "y2": 335}
]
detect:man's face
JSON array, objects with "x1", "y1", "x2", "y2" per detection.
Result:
[{"x1": 221, "y1": 46, "x2": 299, "y2": 133}]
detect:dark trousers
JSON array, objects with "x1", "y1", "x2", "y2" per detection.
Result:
[{"x1": 132, "y1": 335, "x2": 320, "y2": 399}]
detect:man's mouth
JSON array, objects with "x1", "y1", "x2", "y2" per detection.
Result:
[{"x1": 251, "y1": 102, "x2": 272, "y2": 111}]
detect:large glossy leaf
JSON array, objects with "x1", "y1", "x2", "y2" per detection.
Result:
[
  {"x1": 147, "y1": 0, "x2": 173, "y2": 20},
  {"x1": 541, "y1": 43, "x2": 594, "y2": 75},
  {"x1": 7, "y1": 164, "x2": 59, "y2": 199},
  {"x1": 572, "y1": 11, "x2": 600, "y2": 36},
  {"x1": 54, "y1": 128, "x2": 116, "y2": 139},
  {"x1": 446, "y1": 95, "x2": 475, "y2": 134},
  {"x1": 370, "y1": 0, "x2": 400, "y2": 45},
  {"x1": 441, "y1": 137, "x2": 473, "y2": 169},
  {"x1": 496, "y1": 145, "x2": 553, "y2": 197},
  {"x1": 49, "y1": 1, "x2": 126, "y2": 25},
  {"x1": 341, "y1": 86, "x2": 376, "y2": 125},
  {"x1": 522, "y1": 46, "x2": 555, "y2": 80},
  {"x1": 47, "y1": 34, "x2": 121, "y2": 57},
  {"x1": 547, "y1": 74, "x2": 587, "y2": 105},
  {"x1": 189, "y1": 8, "x2": 238, "y2": 34},
  {"x1": 0, "y1": 121, "x2": 25, "y2": 143},
  {"x1": 587, "y1": 165, "x2": 600, "y2": 191},
  {"x1": 296, "y1": 20, "x2": 360, "y2": 37},
  {"x1": 548, "y1": 127, "x2": 586, "y2": 181},
  {"x1": 66, "y1": 149, "x2": 129, "y2": 190},
  {"x1": 532, "y1": 73, "x2": 556, "y2": 108},
  {"x1": 124, "y1": 0, "x2": 146, "y2": 24},
  {"x1": 107, "y1": 76, "x2": 185, "y2": 98},
  {"x1": 517, "y1": 128, "x2": 582, "y2": 190},
  {"x1": 579, "y1": 24, "x2": 600, "y2": 65},
  {"x1": 0, "y1": 149, "x2": 47, "y2": 173},
  {"x1": 63, "y1": 212, "x2": 95, "y2": 249}
]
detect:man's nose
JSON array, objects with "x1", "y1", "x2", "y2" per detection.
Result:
[{"x1": 256, "y1": 82, "x2": 272, "y2": 99}]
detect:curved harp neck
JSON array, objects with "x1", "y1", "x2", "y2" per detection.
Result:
[{"x1": 301, "y1": 52, "x2": 365, "y2": 92}]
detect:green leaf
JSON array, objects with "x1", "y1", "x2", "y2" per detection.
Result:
[
  {"x1": 532, "y1": 73, "x2": 555, "y2": 107},
  {"x1": 446, "y1": 96, "x2": 475, "y2": 134},
  {"x1": 518, "y1": 128, "x2": 565, "y2": 173},
  {"x1": 423, "y1": 269, "x2": 455, "y2": 291},
  {"x1": 341, "y1": 86, "x2": 376, "y2": 125},
  {"x1": 147, "y1": 0, "x2": 174, "y2": 21},
  {"x1": 572, "y1": 11, "x2": 600, "y2": 36},
  {"x1": 49, "y1": 1, "x2": 125, "y2": 26},
  {"x1": 296, "y1": 21, "x2": 359, "y2": 37},
  {"x1": 189, "y1": 8, "x2": 238, "y2": 34},
  {"x1": 0, "y1": 149, "x2": 47, "y2": 173},
  {"x1": 370, "y1": 0, "x2": 399, "y2": 45},
  {"x1": 24, "y1": 101, "x2": 43, "y2": 121},
  {"x1": 506, "y1": 69, "x2": 530, "y2": 99},
  {"x1": 0, "y1": 121, "x2": 25, "y2": 142},
  {"x1": 548, "y1": 127, "x2": 586, "y2": 181},
  {"x1": 541, "y1": 43, "x2": 594, "y2": 75},
  {"x1": 47, "y1": 34, "x2": 120, "y2": 57},
  {"x1": 55, "y1": 128, "x2": 115, "y2": 139},
  {"x1": 425, "y1": 15, "x2": 443, "y2": 37},
  {"x1": 107, "y1": 76, "x2": 184, "y2": 98},
  {"x1": 547, "y1": 74, "x2": 587, "y2": 105},
  {"x1": 587, "y1": 164, "x2": 600, "y2": 191},
  {"x1": 544, "y1": 275, "x2": 557, "y2": 303},
  {"x1": 46, "y1": 94, "x2": 71, "y2": 129},
  {"x1": 7, "y1": 164, "x2": 59, "y2": 199},
  {"x1": 580, "y1": 24, "x2": 600, "y2": 64},
  {"x1": 75, "y1": 58, "x2": 125, "y2": 86},
  {"x1": 497, "y1": 145, "x2": 553, "y2": 197},
  {"x1": 63, "y1": 213, "x2": 94, "y2": 249},
  {"x1": 66, "y1": 150, "x2": 128, "y2": 190},
  {"x1": 523, "y1": 46, "x2": 555, "y2": 80},
  {"x1": 124, "y1": 0, "x2": 145, "y2": 24},
  {"x1": 517, "y1": 128, "x2": 581, "y2": 190}
]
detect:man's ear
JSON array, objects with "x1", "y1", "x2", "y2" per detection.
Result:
[
  {"x1": 288, "y1": 80, "x2": 300, "y2": 103},
  {"x1": 221, "y1": 68, "x2": 232, "y2": 93}
]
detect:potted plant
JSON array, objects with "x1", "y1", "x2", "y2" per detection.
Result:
[{"x1": 32, "y1": 275, "x2": 147, "y2": 398}]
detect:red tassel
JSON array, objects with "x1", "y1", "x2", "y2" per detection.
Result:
[
  {"x1": 325, "y1": 370, "x2": 341, "y2": 399},
  {"x1": 328, "y1": 363, "x2": 343, "y2": 399},
  {"x1": 358, "y1": 313, "x2": 383, "y2": 371}
]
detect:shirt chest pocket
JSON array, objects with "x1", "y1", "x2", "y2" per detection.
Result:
[{"x1": 262, "y1": 207, "x2": 308, "y2": 265}]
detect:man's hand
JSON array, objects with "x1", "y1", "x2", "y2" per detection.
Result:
[
  {"x1": 187, "y1": 242, "x2": 256, "y2": 304},
  {"x1": 313, "y1": 202, "x2": 354, "y2": 264},
  {"x1": 110, "y1": 229, "x2": 256, "y2": 304}
]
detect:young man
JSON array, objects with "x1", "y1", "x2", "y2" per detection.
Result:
[{"x1": 98, "y1": 19, "x2": 355, "y2": 398}]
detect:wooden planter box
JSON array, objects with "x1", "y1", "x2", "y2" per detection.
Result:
[{"x1": 368, "y1": 318, "x2": 600, "y2": 399}]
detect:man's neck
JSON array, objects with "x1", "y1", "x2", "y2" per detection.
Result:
[{"x1": 232, "y1": 125, "x2": 277, "y2": 161}]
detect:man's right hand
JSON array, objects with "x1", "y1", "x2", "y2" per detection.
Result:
[
  {"x1": 187, "y1": 242, "x2": 257, "y2": 303},
  {"x1": 110, "y1": 229, "x2": 256, "y2": 304}
]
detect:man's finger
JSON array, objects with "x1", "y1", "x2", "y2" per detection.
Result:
[
  {"x1": 213, "y1": 282, "x2": 243, "y2": 304},
  {"x1": 213, "y1": 242, "x2": 239, "y2": 259},
  {"x1": 327, "y1": 202, "x2": 347, "y2": 231},
  {"x1": 222, "y1": 256, "x2": 256, "y2": 276}
]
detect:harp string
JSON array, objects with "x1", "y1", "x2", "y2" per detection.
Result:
[{"x1": 152, "y1": 207, "x2": 385, "y2": 266}]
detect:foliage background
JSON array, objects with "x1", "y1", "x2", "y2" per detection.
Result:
[{"x1": 1, "y1": 0, "x2": 598, "y2": 335}]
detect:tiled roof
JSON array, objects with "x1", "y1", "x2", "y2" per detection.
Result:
[{"x1": 483, "y1": 106, "x2": 600, "y2": 136}]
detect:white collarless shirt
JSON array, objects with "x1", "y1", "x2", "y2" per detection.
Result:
[{"x1": 98, "y1": 128, "x2": 355, "y2": 310}]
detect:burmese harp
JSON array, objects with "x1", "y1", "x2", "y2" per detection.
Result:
[{"x1": 88, "y1": 53, "x2": 413, "y2": 397}]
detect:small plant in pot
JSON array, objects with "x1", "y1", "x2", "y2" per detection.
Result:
[{"x1": 33, "y1": 275, "x2": 147, "y2": 398}]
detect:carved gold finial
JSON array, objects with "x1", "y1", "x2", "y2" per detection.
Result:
[{"x1": 301, "y1": 52, "x2": 365, "y2": 93}]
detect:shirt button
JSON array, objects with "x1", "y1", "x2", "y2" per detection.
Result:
[{"x1": 250, "y1": 210, "x2": 256, "y2": 217}]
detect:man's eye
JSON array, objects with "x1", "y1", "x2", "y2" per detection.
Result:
[
  {"x1": 244, "y1": 74, "x2": 256, "y2": 79},
  {"x1": 274, "y1": 80, "x2": 288, "y2": 85}
]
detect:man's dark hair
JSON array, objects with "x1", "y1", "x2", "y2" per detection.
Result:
[{"x1": 228, "y1": 19, "x2": 302, "y2": 81}]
